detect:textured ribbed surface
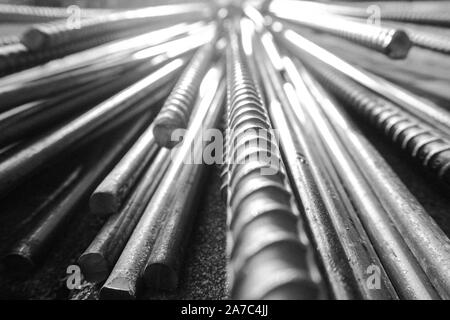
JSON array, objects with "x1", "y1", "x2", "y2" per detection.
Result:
[
  {"x1": 224, "y1": 22, "x2": 321, "y2": 300},
  {"x1": 308, "y1": 63, "x2": 450, "y2": 186},
  {"x1": 272, "y1": 13, "x2": 412, "y2": 58},
  {"x1": 380, "y1": 10, "x2": 450, "y2": 27},
  {"x1": 22, "y1": 16, "x2": 149, "y2": 50},
  {"x1": 0, "y1": 4, "x2": 107, "y2": 23},
  {"x1": 407, "y1": 29, "x2": 450, "y2": 53},
  {"x1": 153, "y1": 42, "x2": 216, "y2": 148},
  {"x1": 0, "y1": 27, "x2": 149, "y2": 77},
  {"x1": 0, "y1": 36, "x2": 20, "y2": 47}
]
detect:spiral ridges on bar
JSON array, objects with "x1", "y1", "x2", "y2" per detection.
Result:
[
  {"x1": 152, "y1": 43, "x2": 216, "y2": 148},
  {"x1": 308, "y1": 64, "x2": 450, "y2": 185},
  {"x1": 407, "y1": 30, "x2": 450, "y2": 54},
  {"x1": 334, "y1": 27, "x2": 411, "y2": 59},
  {"x1": 21, "y1": 15, "x2": 145, "y2": 50},
  {"x1": 381, "y1": 10, "x2": 450, "y2": 27},
  {"x1": 0, "y1": 36, "x2": 20, "y2": 47},
  {"x1": 0, "y1": 26, "x2": 148, "y2": 77},
  {"x1": 225, "y1": 23, "x2": 321, "y2": 300},
  {"x1": 0, "y1": 4, "x2": 106, "y2": 23},
  {"x1": 310, "y1": 19, "x2": 411, "y2": 59},
  {"x1": 273, "y1": 13, "x2": 412, "y2": 59}
]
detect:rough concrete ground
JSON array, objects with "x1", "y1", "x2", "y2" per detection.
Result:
[{"x1": 0, "y1": 142, "x2": 228, "y2": 300}]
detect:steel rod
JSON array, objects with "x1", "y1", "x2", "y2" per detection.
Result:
[
  {"x1": 153, "y1": 40, "x2": 218, "y2": 148},
  {"x1": 305, "y1": 62, "x2": 450, "y2": 188},
  {"x1": 79, "y1": 149, "x2": 170, "y2": 283},
  {"x1": 268, "y1": 11, "x2": 411, "y2": 59},
  {"x1": 246, "y1": 15, "x2": 397, "y2": 300},
  {"x1": 2, "y1": 115, "x2": 152, "y2": 274},
  {"x1": 0, "y1": 58, "x2": 187, "y2": 197},
  {"x1": 224, "y1": 20, "x2": 324, "y2": 300},
  {"x1": 0, "y1": 4, "x2": 112, "y2": 23},
  {"x1": 270, "y1": 22, "x2": 450, "y2": 138},
  {"x1": 100, "y1": 64, "x2": 224, "y2": 299},
  {"x1": 90, "y1": 124, "x2": 160, "y2": 216},
  {"x1": 21, "y1": 4, "x2": 214, "y2": 50},
  {"x1": 0, "y1": 58, "x2": 168, "y2": 147},
  {"x1": 284, "y1": 58, "x2": 439, "y2": 299},
  {"x1": 143, "y1": 82, "x2": 226, "y2": 292},
  {"x1": 0, "y1": 21, "x2": 208, "y2": 87},
  {"x1": 300, "y1": 64, "x2": 450, "y2": 299}
]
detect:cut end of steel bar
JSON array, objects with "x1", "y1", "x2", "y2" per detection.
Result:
[
  {"x1": 144, "y1": 262, "x2": 178, "y2": 292},
  {"x1": 386, "y1": 29, "x2": 412, "y2": 59},
  {"x1": 21, "y1": 27, "x2": 47, "y2": 51},
  {"x1": 2, "y1": 251, "x2": 35, "y2": 275},
  {"x1": 78, "y1": 252, "x2": 110, "y2": 283},
  {"x1": 153, "y1": 117, "x2": 185, "y2": 149},
  {"x1": 100, "y1": 278, "x2": 137, "y2": 300},
  {"x1": 89, "y1": 191, "x2": 120, "y2": 216}
]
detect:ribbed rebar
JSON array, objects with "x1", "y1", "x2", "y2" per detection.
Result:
[
  {"x1": 270, "y1": 1, "x2": 450, "y2": 27},
  {"x1": 388, "y1": 23, "x2": 450, "y2": 54},
  {"x1": 307, "y1": 63, "x2": 450, "y2": 186},
  {"x1": 21, "y1": 4, "x2": 212, "y2": 50},
  {"x1": 268, "y1": 12, "x2": 412, "y2": 59},
  {"x1": 152, "y1": 41, "x2": 217, "y2": 148},
  {"x1": 0, "y1": 4, "x2": 110, "y2": 23},
  {"x1": 0, "y1": 28, "x2": 145, "y2": 77},
  {"x1": 375, "y1": 9, "x2": 450, "y2": 27},
  {"x1": 225, "y1": 22, "x2": 322, "y2": 300},
  {"x1": 407, "y1": 28, "x2": 450, "y2": 53},
  {"x1": 271, "y1": 23, "x2": 450, "y2": 138},
  {"x1": 0, "y1": 35, "x2": 20, "y2": 47}
]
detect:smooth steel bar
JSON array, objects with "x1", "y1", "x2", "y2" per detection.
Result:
[
  {"x1": 224, "y1": 20, "x2": 324, "y2": 300},
  {"x1": 270, "y1": 22, "x2": 450, "y2": 138},
  {"x1": 0, "y1": 57, "x2": 169, "y2": 147},
  {"x1": 300, "y1": 64, "x2": 450, "y2": 299},
  {"x1": 0, "y1": 57, "x2": 140, "y2": 114},
  {"x1": 90, "y1": 124, "x2": 160, "y2": 216},
  {"x1": 153, "y1": 41, "x2": 217, "y2": 148},
  {"x1": 284, "y1": 58, "x2": 439, "y2": 300},
  {"x1": 268, "y1": 10, "x2": 411, "y2": 59},
  {"x1": 245, "y1": 15, "x2": 397, "y2": 299},
  {"x1": 281, "y1": 70, "x2": 398, "y2": 300},
  {"x1": 143, "y1": 82, "x2": 226, "y2": 292},
  {"x1": 79, "y1": 149, "x2": 170, "y2": 283},
  {"x1": 306, "y1": 62, "x2": 450, "y2": 187},
  {"x1": 100, "y1": 64, "x2": 224, "y2": 300},
  {"x1": 2, "y1": 115, "x2": 151, "y2": 274},
  {"x1": 0, "y1": 58, "x2": 187, "y2": 197}
]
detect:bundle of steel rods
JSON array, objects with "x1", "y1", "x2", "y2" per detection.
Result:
[{"x1": 0, "y1": 0, "x2": 450, "y2": 300}]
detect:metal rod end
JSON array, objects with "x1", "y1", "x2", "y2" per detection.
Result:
[
  {"x1": 90, "y1": 191, "x2": 119, "y2": 216},
  {"x1": 386, "y1": 30, "x2": 412, "y2": 59},
  {"x1": 153, "y1": 119, "x2": 185, "y2": 149},
  {"x1": 78, "y1": 252, "x2": 110, "y2": 284},
  {"x1": 144, "y1": 262, "x2": 178, "y2": 292},
  {"x1": 2, "y1": 251, "x2": 35, "y2": 276},
  {"x1": 100, "y1": 278, "x2": 136, "y2": 300}
]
